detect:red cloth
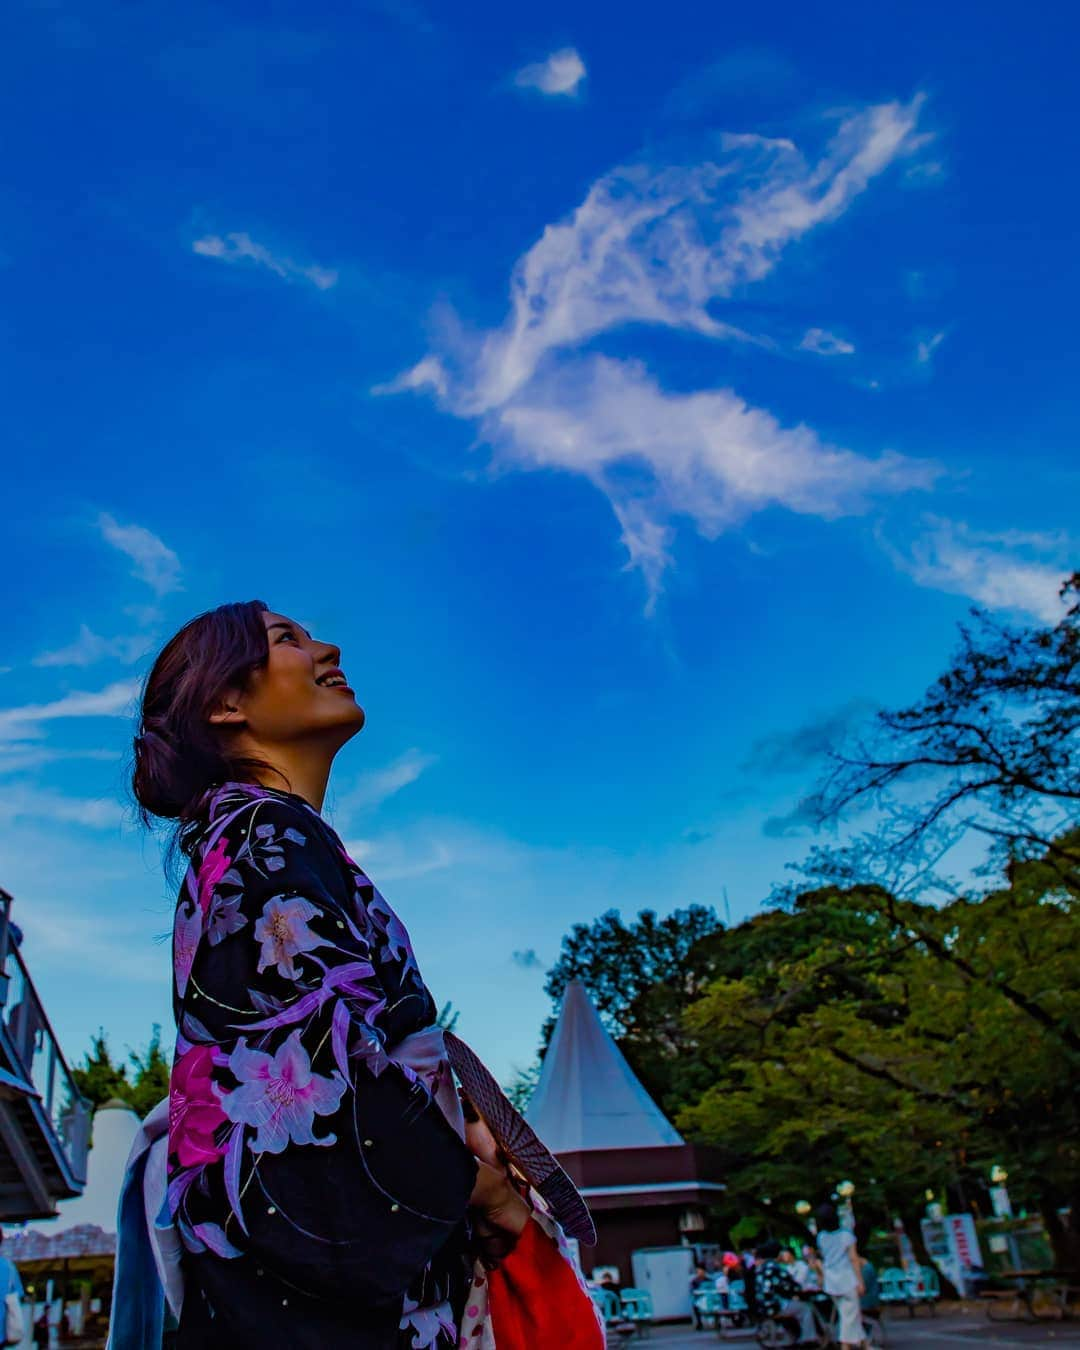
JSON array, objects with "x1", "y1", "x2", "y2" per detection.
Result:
[{"x1": 485, "y1": 1218, "x2": 605, "y2": 1349}]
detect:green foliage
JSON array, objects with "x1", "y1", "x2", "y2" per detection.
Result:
[
  {"x1": 503, "y1": 1060, "x2": 541, "y2": 1113},
  {"x1": 71, "y1": 1031, "x2": 130, "y2": 1109},
  {"x1": 72, "y1": 1025, "x2": 171, "y2": 1120},
  {"x1": 541, "y1": 903, "x2": 723, "y2": 1110},
  {"x1": 542, "y1": 587, "x2": 1080, "y2": 1265}
]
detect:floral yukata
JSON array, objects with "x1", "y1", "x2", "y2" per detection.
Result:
[{"x1": 168, "y1": 782, "x2": 477, "y2": 1349}]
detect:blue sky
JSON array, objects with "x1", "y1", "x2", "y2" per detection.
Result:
[{"x1": 1, "y1": 0, "x2": 1076, "y2": 1084}]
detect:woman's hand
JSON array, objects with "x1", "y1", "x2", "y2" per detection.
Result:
[
  {"x1": 469, "y1": 1159, "x2": 530, "y2": 1236},
  {"x1": 462, "y1": 1093, "x2": 504, "y2": 1171}
]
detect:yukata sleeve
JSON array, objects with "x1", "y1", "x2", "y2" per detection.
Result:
[{"x1": 175, "y1": 796, "x2": 476, "y2": 1307}]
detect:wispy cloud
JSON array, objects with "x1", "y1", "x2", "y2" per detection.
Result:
[
  {"x1": 192, "y1": 232, "x2": 338, "y2": 290},
  {"x1": 800, "y1": 327, "x2": 855, "y2": 356},
  {"x1": 14, "y1": 894, "x2": 164, "y2": 984},
  {"x1": 0, "y1": 784, "x2": 124, "y2": 829},
  {"x1": 0, "y1": 746, "x2": 120, "y2": 775},
  {"x1": 915, "y1": 329, "x2": 947, "y2": 365},
  {"x1": 380, "y1": 97, "x2": 936, "y2": 610},
  {"x1": 33, "y1": 624, "x2": 152, "y2": 669},
  {"x1": 98, "y1": 513, "x2": 182, "y2": 597},
  {"x1": 887, "y1": 517, "x2": 1072, "y2": 623},
  {"x1": 513, "y1": 47, "x2": 586, "y2": 98},
  {"x1": 511, "y1": 948, "x2": 542, "y2": 969},
  {"x1": 762, "y1": 795, "x2": 822, "y2": 838},
  {"x1": 488, "y1": 356, "x2": 937, "y2": 609},
  {"x1": 336, "y1": 748, "x2": 439, "y2": 816},
  {"x1": 0, "y1": 679, "x2": 139, "y2": 743},
  {"x1": 747, "y1": 699, "x2": 876, "y2": 775}
]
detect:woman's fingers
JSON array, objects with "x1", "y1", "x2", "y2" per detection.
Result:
[{"x1": 461, "y1": 1091, "x2": 507, "y2": 1169}]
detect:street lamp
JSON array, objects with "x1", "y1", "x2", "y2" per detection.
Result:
[
  {"x1": 836, "y1": 1180, "x2": 855, "y2": 1232},
  {"x1": 795, "y1": 1199, "x2": 815, "y2": 1235}
]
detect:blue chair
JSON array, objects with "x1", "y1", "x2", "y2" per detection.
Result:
[
  {"x1": 910, "y1": 1265, "x2": 940, "y2": 1315},
  {"x1": 878, "y1": 1267, "x2": 914, "y2": 1307},
  {"x1": 693, "y1": 1288, "x2": 724, "y2": 1328},
  {"x1": 619, "y1": 1287, "x2": 654, "y2": 1336}
]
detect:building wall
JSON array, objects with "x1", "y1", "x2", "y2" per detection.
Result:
[{"x1": 588, "y1": 1205, "x2": 685, "y2": 1283}]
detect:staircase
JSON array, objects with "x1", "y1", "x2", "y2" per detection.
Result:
[{"x1": 0, "y1": 887, "x2": 90, "y2": 1219}]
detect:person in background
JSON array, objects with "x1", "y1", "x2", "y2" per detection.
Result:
[
  {"x1": 853, "y1": 1227, "x2": 880, "y2": 1317},
  {"x1": 755, "y1": 1241, "x2": 817, "y2": 1345},
  {"x1": 598, "y1": 1270, "x2": 622, "y2": 1299},
  {"x1": 739, "y1": 1247, "x2": 759, "y2": 1318},
  {"x1": 800, "y1": 1245, "x2": 824, "y2": 1291},
  {"x1": 689, "y1": 1265, "x2": 711, "y2": 1330},
  {"x1": 815, "y1": 1203, "x2": 865, "y2": 1349},
  {"x1": 782, "y1": 1246, "x2": 810, "y2": 1290},
  {"x1": 0, "y1": 1230, "x2": 24, "y2": 1347}
]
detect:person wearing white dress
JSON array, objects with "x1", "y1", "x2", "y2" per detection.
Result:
[{"x1": 815, "y1": 1203, "x2": 865, "y2": 1348}]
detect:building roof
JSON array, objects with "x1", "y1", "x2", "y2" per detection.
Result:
[
  {"x1": 6, "y1": 1223, "x2": 115, "y2": 1263},
  {"x1": 525, "y1": 979, "x2": 685, "y2": 1153}
]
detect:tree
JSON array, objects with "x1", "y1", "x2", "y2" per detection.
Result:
[
  {"x1": 677, "y1": 833, "x2": 1080, "y2": 1267},
  {"x1": 541, "y1": 904, "x2": 723, "y2": 1110},
  {"x1": 804, "y1": 573, "x2": 1079, "y2": 885},
  {"x1": 72, "y1": 1025, "x2": 172, "y2": 1119},
  {"x1": 72, "y1": 1031, "x2": 130, "y2": 1110},
  {"x1": 125, "y1": 1026, "x2": 171, "y2": 1117}
]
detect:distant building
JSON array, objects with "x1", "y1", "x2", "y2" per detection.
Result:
[{"x1": 526, "y1": 979, "x2": 726, "y2": 1281}]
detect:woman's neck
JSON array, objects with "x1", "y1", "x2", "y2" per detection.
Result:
[{"x1": 251, "y1": 747, "x2": 333, "y2": 814}]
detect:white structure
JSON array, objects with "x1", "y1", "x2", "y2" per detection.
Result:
[
  {"x1": 522, "y1": 980, "x2": 724, "y2": 1293},
  {"x1": 525, "y1": 980, "x2": 684, "y2": 1152},
  {"x1": 51, "y1": 1099, "x2": 140, "y2": 1234}
]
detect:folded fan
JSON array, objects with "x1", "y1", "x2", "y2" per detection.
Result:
[{"x1": 444, "y1": 1031, "x2": 597, "y2": 1246}]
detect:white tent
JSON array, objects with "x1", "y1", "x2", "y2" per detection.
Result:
[{"x1": 525, "y1": 979, "x2": 684, "y2": 1153}]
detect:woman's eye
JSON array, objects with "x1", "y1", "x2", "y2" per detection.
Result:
[{"x1": 277, "y1": 630, "x2": 297, "y2": 643}]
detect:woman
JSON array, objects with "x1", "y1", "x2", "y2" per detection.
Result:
[
  {"x1": 814, "y1": 1203, "x2": 865, "y2": 1349},
  {"x1": 131, "y1": 601, "x2": 561, "y2": 1348}
]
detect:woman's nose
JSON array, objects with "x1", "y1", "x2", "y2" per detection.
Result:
[{"x1": 315, "y1": 641, "x2": 341, "y2": 667}]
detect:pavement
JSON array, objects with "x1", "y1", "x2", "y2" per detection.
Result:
[{"x1": 636, "y1": 1309, "x2": 1080, "y2": 1349}]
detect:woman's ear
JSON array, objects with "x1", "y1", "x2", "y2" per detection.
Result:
[{"x1": 208, "y1": 691, "x2": 246, "y2": 727}]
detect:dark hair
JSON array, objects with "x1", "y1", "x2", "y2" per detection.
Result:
[
  {"x1": 757, "y1": 1240, "x2": 782, "y2": 1259},
  {"x1": 815, "y1": 1201, "x2": 840, "y2": 1232},
  {"x1": 132, "y1": 600, "x2": 274, "y2": 853}
]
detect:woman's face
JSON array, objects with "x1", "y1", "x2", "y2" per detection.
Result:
[{"x1": 223, "y1": 610, "x2": 365, "y2": 748}]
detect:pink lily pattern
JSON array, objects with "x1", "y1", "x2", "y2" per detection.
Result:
[{"x1": 218, "y1": 1029, "x2": 345, "y2": 1154}]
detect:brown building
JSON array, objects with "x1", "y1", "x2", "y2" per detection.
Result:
[{"x1": 524, "y1": 980, "x2": 725, "y2": 1281}]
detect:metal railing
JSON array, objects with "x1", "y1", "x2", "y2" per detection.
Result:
[{"x1": 0, "y1": 888, "x2": 91, "y2": 1189}]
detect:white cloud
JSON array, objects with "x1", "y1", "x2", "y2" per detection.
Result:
[
  {"x1": 800, "y1": 326, "x2": 855, "y2": 356},
  {"x1": 0, "y1": 784, "x2": 124, "y2": 829},
  {"x1": 14, "y1": 893, "x2": 163, "y2": 983},
  {"x1": 487, "y1": 356, "x2": 938, "y2": 611},
  {"x1": 381, "y1": 97, "x2": 937, "y2": 608},
  {"x1": 891, "y1": 518, "x2": 1072, "y2": 623},
  {"x1": 193, "y1": 231, "x2": 338, "y2": 290},
  {"x1": 98, "y1": 513, "x2": 182, "y2": 596},
  {"x1": 371, "y1": 354, "x2": 449, "y2": 399},
  {"x1": 33, "y1": 624, "x2": 152, "y2": 669},
  {"x1": 514, "y1": 47, "x2": 586, "y2": 97},
  {"x1": 0, "y1": 679, "x2": 139, "y2": 743},
  {"x1": 394, "y1": 97, "x2": 926, "y2": 413},
  {"x1": 336, "y1": 748, "x2": 439, "y2": 816},
  {"x1": 916, "y1": 330, "x2": 947, "y2": 365},
  {"x1": 0, "y1": 746, "x2": 120, "y2": 775}
]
